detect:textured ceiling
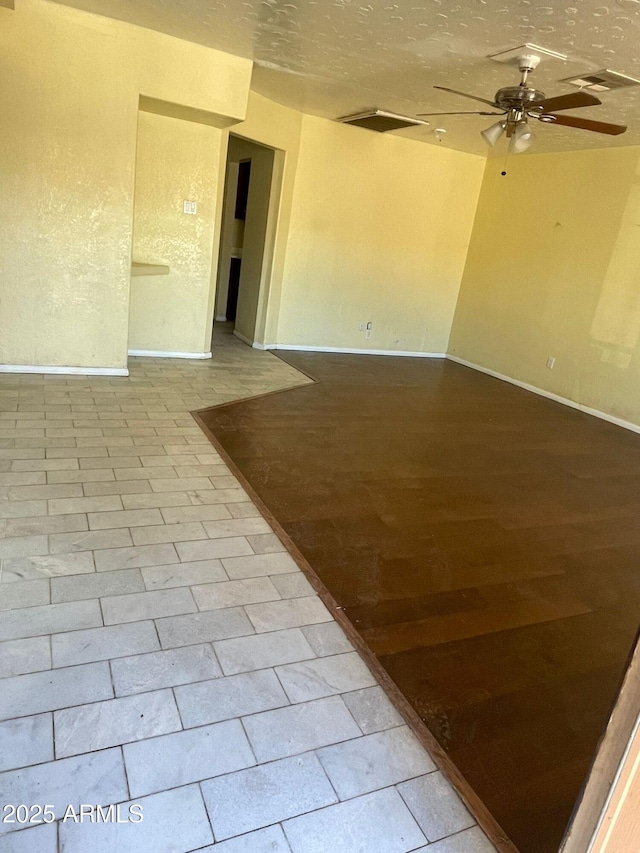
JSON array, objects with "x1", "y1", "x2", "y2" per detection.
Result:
[{"x1": 51, "y1": 0, "x2": 640, "y2": 155}]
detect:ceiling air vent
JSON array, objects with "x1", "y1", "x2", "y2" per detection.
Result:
[
  {"x1": 560, "y1": 69, "x2": 640, "y2": 92},
  {"x1": 337, "y1": 110, "x2": 428, "y2": 132}
]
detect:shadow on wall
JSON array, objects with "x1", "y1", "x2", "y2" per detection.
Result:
[{"x1": 589, "y1": 175, "x2": 640, "y2": 368}]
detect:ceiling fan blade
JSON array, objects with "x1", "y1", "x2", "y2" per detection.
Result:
[
  {"x1": 534, "y1": 91, "x2": 602, "y2": 112},
  {"x1": 433, "y1": 85, "x2": 498, "y2": 108},
  {"x1": 543, "y1": 113, "x2": 627, "y2": 135},
  {"x1": 416, "y1": 111, "x2": 504, "y2": 116}
]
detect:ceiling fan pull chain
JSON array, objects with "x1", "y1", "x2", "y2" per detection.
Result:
[{"x1": 500, "y1": 148, "x2": 510, "y2": 177}]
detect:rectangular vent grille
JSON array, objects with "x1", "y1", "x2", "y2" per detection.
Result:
[
  {"x1": 337, "y1": 110, "x2": 428, "y2": 132},
  {"x1": 560, "y1": 69, "x2": 640, "y2": 92}
]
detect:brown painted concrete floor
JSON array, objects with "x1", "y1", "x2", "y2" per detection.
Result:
[{"x1": 198, "y1": 350, "x2": 640, "y2": 853}]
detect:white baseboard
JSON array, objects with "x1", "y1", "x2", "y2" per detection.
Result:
[
  {"x1": 446, "y1": 354, "x2": 640, "y2": 436},
  {"x1": 267, "y1": 344, "x2": 447, "y2": 358},
  {"x1": 128, "y1": 350, "x2": 212, "y2": 360},
  {"x1": 0, "y1": 364, "x2": 128, "y2": 376}
]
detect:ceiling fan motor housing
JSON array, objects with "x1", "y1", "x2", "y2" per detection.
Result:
[{"x1": 495, "y1": 86, "x2": 545, "y2": 110}]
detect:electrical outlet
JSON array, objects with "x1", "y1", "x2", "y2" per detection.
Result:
[
  {"x1": 546, "y1": 356, "x2": 556, "y2": 369},
  {"x1": 183, "y1": 200, "x2": 197, "y2": 215},
  {"x1": 358, "y1": 323, "x2": 366, "y2": 332}
]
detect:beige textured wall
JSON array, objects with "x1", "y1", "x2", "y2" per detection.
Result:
[
  {"x1": 128, "y1": 112, "x2": 222, "y2": 354},
  {"x1": 275, "y1": 115, "x2": 486, "y2": 353},
  {"x1": 449, "y1": 146, "x2": 640, "y2": 425},
  {"x1": 0, "y1": 0, "x2": 250, "y2": 369}
]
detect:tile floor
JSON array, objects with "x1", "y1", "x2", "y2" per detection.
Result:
[{"x1": 0, "y1": 326, "x2": 497, "y2": 853}]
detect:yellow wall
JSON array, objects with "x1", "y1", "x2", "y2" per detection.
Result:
[
  {"x1": 0, "y1": 0, "x2": 250, "y2": 370},
  {"x1": 129, "y1": 111, "x2": 222, "y2": 354},
  {"x1": 2, "y1": 0, "x2": 482, "y2": 369},
  {"x1": 21, "y1": 0, "x2": 640, "y2": 401},
  {"x1": 274, "y1": 115, "x2": 486, "y2": 353},
  {"x1": 449, "y1": 146, "x2": 640, "y2": 425}
]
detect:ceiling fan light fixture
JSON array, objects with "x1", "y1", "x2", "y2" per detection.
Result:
[
  {"x1": 509, "y1": 121, "x2": 535, "y2": 153},
  {"x1": 432, "y1": 57, "x2": 626, "y2": 149},
  {"x1": 481, "y1": 120, "x2": 507, "y2": 147}
]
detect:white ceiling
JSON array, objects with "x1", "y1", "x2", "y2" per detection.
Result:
[{"x1": 52, "y1": 0, "x2": 640, "y2": 155}]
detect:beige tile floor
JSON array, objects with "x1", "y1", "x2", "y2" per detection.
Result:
[{"x1": 0, "y1": 325, "x2": 497, "y2": 853}]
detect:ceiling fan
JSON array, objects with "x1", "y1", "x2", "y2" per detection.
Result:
[{"x1": 419, "y1": 54, "x2": 627, "y2": 153}]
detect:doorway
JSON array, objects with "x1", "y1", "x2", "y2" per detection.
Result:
[
  {"x1": 224, "y1": 159, "x2": 250, "y2": 324},
  {"x1": 214, "y1": 135, "x2": 277, "y2": 348}
]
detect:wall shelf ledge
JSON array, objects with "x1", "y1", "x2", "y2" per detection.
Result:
[{"x1": 131, "y1": 262, "x2": 170, "y2": 277}]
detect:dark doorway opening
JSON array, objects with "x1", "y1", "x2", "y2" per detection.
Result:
[{"x1": 213, "y1": 136, "x2": 276, "y2": 349}]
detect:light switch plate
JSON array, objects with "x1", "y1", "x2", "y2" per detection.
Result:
[{"x1": 183, "y1": 200, "x2": 197, "y2": 215}]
